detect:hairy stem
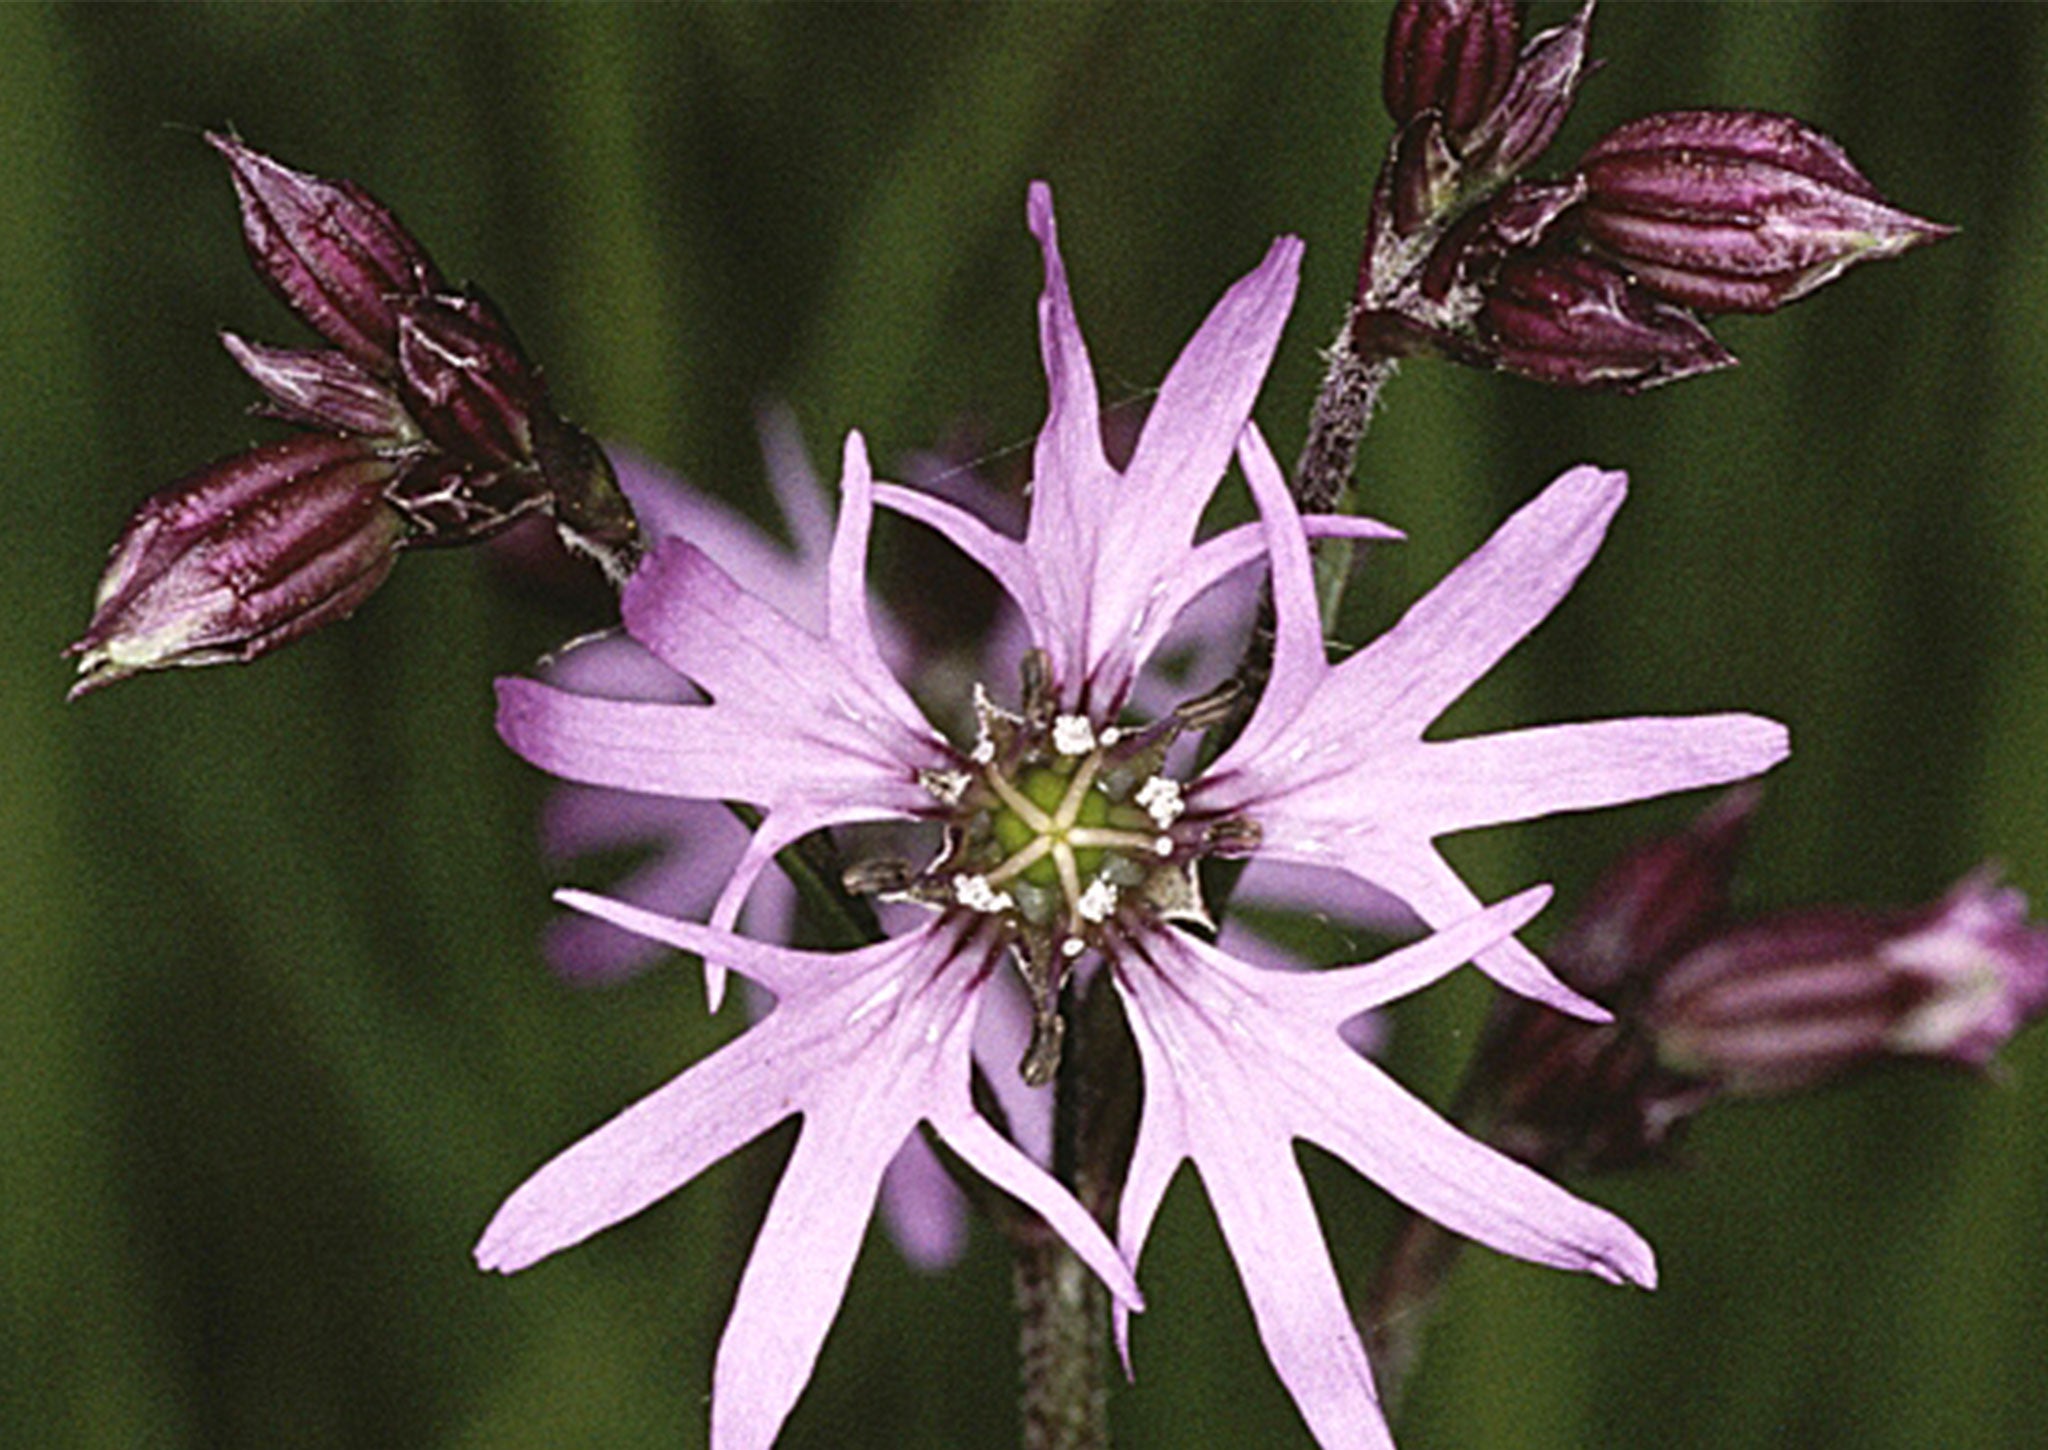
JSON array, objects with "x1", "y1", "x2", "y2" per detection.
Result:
[{"x1": 1015, "y1": 1233, "x2": 1112, "y2": 1450}]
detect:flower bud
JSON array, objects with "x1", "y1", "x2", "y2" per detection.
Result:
[
  {"x1": 1383, "y1": 0, "x2": 1521, "y2": 139},
  {"x1": 207, "y1": 131, "x2": 445, "y2": 373},
  {"x1": 531, "y1": 411, "x2": 642, "y2": 585},
  {"x1": 396, "y1": 293, "x2": 548, "y2": 470},
  {"x1": 68, "y1": 434, "x2": 404, "y2": 698},
  {"x1": 221, "y1": 332, "x2": 417, "y2": 440},
  {"x1": 1482, "y1": 249, "x2": 1734, "y2": 391},
  {"x1": 1647, "y1": 872, "x2": 2048, "y2": 1094},
  {"x1": 1549, "y1": 786, "x2": 1758, "y2": 999},
  {"x1": 1577, "y1": 109, "x2": 1955, "y2": 314},
  {"x1": 1459, "y1": 1, "x2": 1594, "y2": 184}
]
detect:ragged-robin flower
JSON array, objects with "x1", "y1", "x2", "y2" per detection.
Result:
[{"x1": 486, "y1": 182, "x2": 1788, "y2": 1448}]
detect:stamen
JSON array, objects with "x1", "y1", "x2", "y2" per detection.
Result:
[
  {"x1": 1076, "y1": 878, "x2": 1119, "y2": 923},
  {"x1": 954, "y1": 874, "x2": 1015, "y2": 913},
  {"x1": 1052, "y1": 713, "x2": 1096, "y2": 756},
  {"x1": 1135, "y1": 775, "x2": 1185, "y2": 827}
]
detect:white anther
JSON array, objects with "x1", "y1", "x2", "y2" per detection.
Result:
[
  {"x1": 1060, "y1": 937, "x2": 1086, "y2": 958},
  {"x1": 1076, "y1": 878, "x2": 1119, "y2": 923},
  {"x1": 1135, "y1": 775, "x2": 1185, "y2": 828},
  {"x1": 1052, "y1": 714, "x2": 1097, "y2": 756},
  {"x1": 971, "y1": 739, "x2": 995, "y2": 765},
  {"x1": 1100, "y1": 726, "x2": 1123, "y2": 746},
  {"x1": 1154, "y1": 837, "x2": 1174, "y2": 857},
  {"x1": 954, "y1": 874, "x2": 1014, "y2": 914},
  {"x1": 919, "y1": 768, "x2": 971, "y2": 805}
]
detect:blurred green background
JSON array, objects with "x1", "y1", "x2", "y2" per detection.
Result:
[{"x1": 6, "y1": 3, "x2": 2047, "y2": 1447}]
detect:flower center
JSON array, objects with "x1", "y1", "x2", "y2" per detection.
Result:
[{"x1": 848, "y1": 650, "x2": 1258, "y2": 1084}]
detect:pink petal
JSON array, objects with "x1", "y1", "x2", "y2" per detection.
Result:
[
  {"x1": 1333, "y1": 465, "x2": 1626, "y2": 738},
  {"x1": 710, "y1": 1116, "x2": 902, "y2": 1450},
  {"x1": 1198, "y1": 1137, "x2": 1394, "y2": 1450},
  {"x1": 1373, "y1": 716, "x2": 1792, "y2": 834}
]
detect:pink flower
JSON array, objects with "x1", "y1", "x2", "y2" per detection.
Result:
[{"x1": 486, "y1": 182, "x2": 1788, "y2": 1447}]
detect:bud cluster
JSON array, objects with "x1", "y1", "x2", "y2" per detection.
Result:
[
  {"x1": 68, "y1": 136, "x2": 640, "y2": 698},
  {"x1": 1470, "y1": 791, "x2": 2048, "y2": 1176},
  {"x1": 1357, "y1": 1, "x2": 1951, "y2": 393}
]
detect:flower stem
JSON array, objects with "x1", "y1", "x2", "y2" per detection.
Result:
[{"x1": 1014, "y1": 1232, "x2": 1112, "y2": 1450}]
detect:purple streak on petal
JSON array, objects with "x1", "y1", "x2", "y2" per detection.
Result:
[{"x1": 878, "y1": 1133, "x2": 971, "y2": 1273}]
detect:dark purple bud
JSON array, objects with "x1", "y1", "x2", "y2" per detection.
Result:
[
  {"x1": 1648, "y1": 871, "x2": 2048, "y2": 1094},
  {"x1": 1577, "y1": 109, "x2": 1955, "y2": 314},
  {"x1": 1550, "y1": 786, "x2": 1759, "y2": 998},
  {"x1": 1482, "y1": 249, "x2": 1735, "y2": 391},
  {"x1": 1479, "y1": 999, "x2": 1715, "y2": 1173},
  {"x1": 220, "y1": 332, "x2": 416, "y2": 440},
  {"x1": 1460, "y1": 1, "x2": 1595, "y2": 183},
  {"x1": 1383, "y1": 0, "x2": 1522, "y2": 138},
  {"x1": 396, "y1": 293, "x2": 547, "y2": 469},
  {"x1": 530, "y1": 411, "x2": 642, "y2": 585},
  {"x1": 1389, "y1": 113, "x2": 1462, "y2": 237},
  {"x1": 1419, "y1": 175, "x2": 1584, "y2": 302},
  {"x1": 207, "y1": 132, "x2": 446, "y2": 373},
  {"x1": 67, "y1": 433, "x2": 404, "y2": 698}
]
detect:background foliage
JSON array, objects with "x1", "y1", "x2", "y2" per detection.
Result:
[{"x1": 6, "y1": 4, "x2": 2046, "y2": 1447}]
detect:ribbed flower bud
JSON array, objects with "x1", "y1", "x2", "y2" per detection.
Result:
[
  {"x1": 1648, "y1": 872, "x2": 2048, "y2": 1094},
  {"x1": 1576, "y1": 109, "x2": 1955, "y2": 314},
  {"x1": 1459, "y1": 1, "x2": 1594, "y2": 184},
  {"x1": 1482, "y1": 249, "x2": 1734, "y2": 391},
  {"x1": 221, "y1": 332, "x2": 419, "y2": 440},
  {"x1": 207, "y1": 131, "x2": 444, "y2": 373},
  {"x1": 67, "y1": 434, "x2": 404, "y2": 698},
  {"x1": 396, "y1": 293, "x2": 547, "y2": 470},
  {"x1": 1383, "y1": 0, "x2": 1522, "y2": 139},
  {"x1": 1550, "y1": 786, "x2": 1758, "y2": 999}
]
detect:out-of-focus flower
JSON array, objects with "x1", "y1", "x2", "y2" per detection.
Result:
[
  {"x1": 1650, "y1": 871, "x2": 2048, "y2": 1093},
  {"x1": 490, "y1": 183, "x2": 1784, "y2": 1447},
  {"x1": 1576, "y1": 109, "x2": 1956, "y2": 315},
  {"x1": 1473, "y1": 795, "x2": 2048, "y2": 1177},
  {"x1": 66, "y1": 434, "x2": 405, "y2": 698},
  {"x1": 69, "y1": 136, "x2": 638, "y2": 699}
]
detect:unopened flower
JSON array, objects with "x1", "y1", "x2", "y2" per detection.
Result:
[
  {"x1": 69, "y1": 137, "x2": 640, "y2": 698},
  {"x1": 66, "y1": 434, "x2": 404, "y2": 698},
  {"x1": 1482, "y1": 249, "x2": 1736, "y2": 391},
  {"x1": 1576, "y1": 109, "x2": 1955, "y2": 315},
  {"x1": 1383, "y1": 0, "x2": 1521, "y2": 139},
  {"x1": 490, "y1": 183, "x2": 1786, "y2": 1446},
  {"x1": 1457, "y1": 1, "x2": 1595, "y2": 186},
  {"x1": 1650, "y1": 870, "x2": 2048, "y2": 1093}
]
